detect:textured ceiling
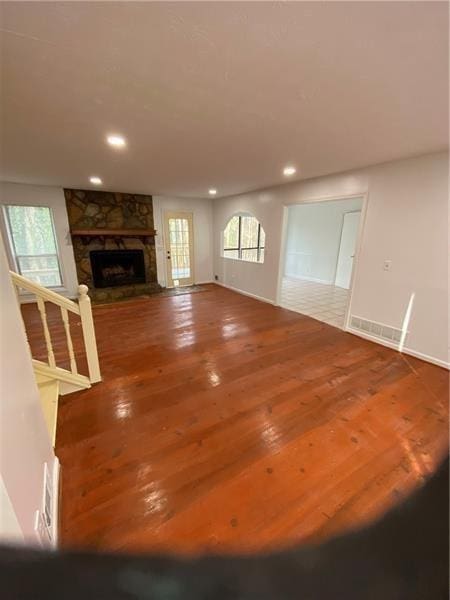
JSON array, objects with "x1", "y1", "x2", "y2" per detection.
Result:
[{"x1": 0, "y1": 1, "x2": 448, "y2": 198}]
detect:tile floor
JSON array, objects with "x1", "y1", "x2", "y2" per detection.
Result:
[{"x1": 280, "y1": 277, "x2": 349, "y2": 329}]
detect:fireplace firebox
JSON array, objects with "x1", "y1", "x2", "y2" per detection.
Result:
[{"x1": 90, "y1": 250, "x2": 146, "y2": 288}]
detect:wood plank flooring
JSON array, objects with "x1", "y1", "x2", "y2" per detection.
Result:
[{"x1": 21, "y1": 284, "x2": 449, "y2": 555}]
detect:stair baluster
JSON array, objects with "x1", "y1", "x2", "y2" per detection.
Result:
[
  {"x1": 36, "y1": 296, "x2": 56, "y2": 368},
  {"x1": 60, "y1": 306, "x2": 78, "y2": 374},
  {"x1": 10, "y1": 271, "x2": 101, "y2": 387}
]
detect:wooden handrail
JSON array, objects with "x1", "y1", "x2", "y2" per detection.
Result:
[
  {"x1": 10, "y1": 271, "x2": 80, "y2": 314},
  {"x1": 32, "y1": 360, "x2": 91, "y2": 388},
  {"x1": 10, "y1": 271, "x2": 101, "y2": 386}
]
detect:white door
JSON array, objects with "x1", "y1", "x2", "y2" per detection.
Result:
[
  {"x1": 164, "y1": 211, "x2": 194, "y2": 287},
  {"x1": 335, "y1": 211, "x2": 361, "y2": 289}
]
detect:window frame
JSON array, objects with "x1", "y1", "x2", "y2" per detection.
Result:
[
  {"x1": 223, "y1": 214, "x2": 265, "y2": 263},
  {"x1": 3, "y1": 204, "x2": 65, "y2": 289}
]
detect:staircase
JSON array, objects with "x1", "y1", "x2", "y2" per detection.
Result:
[{"x1": 10, "y1": 272, "x2": 101, "y2": 446}]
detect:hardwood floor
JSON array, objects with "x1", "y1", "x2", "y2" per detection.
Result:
[{"x1": 22, "y1": 285, "x2": 449, "y2": 555}]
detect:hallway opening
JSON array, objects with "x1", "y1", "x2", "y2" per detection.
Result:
[{"x1": 280, "y1": 197, "x2": 364, "y2": 329}]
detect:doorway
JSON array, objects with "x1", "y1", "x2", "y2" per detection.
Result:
[
  {"x1": 279, "y1": 196, "x2": 364, "y2": 329},
  {"x1": 164, "y1": 211, "x2": 194, "y2": 287}
]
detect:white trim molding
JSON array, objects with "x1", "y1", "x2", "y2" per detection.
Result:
[
  {"x1": 214, "y1": 281, "x2": 274, "y2": 305},
  {"x1": 346, "y1": 326, "x2": 450, "y2": 370},
  {"x1": 283, "y1": 274, "x2": 334, "y2": 286},
  {"x1": 217, "y1": 280, "x2": 448, "y2": 369}
]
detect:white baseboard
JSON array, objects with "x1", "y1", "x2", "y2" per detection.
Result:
[
  {"x1": 196, "y1": 280, "x2": 215, "y2": 285},
  {"x1": 284, "y1": 274, "x2": 334, "y2": 285},
  {"x1": 211, "y1": 282, "x2": 448, "y2": 370},
  {"x1": 52, "y1": 457, "x2": 60, "y2": 548},
  {"x1": 214, "y1": 281, "x2": 274, "y2": 305},
  {"x1": 346, "y1": 326, "x2": 449, "y2": 370}
]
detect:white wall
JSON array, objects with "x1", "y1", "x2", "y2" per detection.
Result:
[
  {"x1": 0, "y1": 232, "x2": 57, "y2": 544},
  {"x1": 0, "y1": 184, "x2": 214, "y2": 292},
  {"x1": 153, "y1": 196, "x2": 213, "y2": 287},
  {"x1": 213, "y1": 152, "x2": 448, "y2": 366},
  {"x1": 0, "y1": 182, "x2": 79, "y2": 298},
  {"x1": 350, "y1": 154, "x2": 448, "y2": 366},
  {"x1": 0, "y1": 476, "x2": 23, "y2": 544},
  {"x1": 284, "y1": 197, "x2": 363, "y2": 283}
]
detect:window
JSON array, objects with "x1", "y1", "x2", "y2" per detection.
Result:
[
  {"x1": 223, "y1": 214, "x2": 265, "y2": 263},
  {"x1": 4, "y1": 205, "x2": 63, "y2": 287}
]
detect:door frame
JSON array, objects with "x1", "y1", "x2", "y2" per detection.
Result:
[
  {"x1": 276, "y1": 192, "x2": 369, "y2": 332},
  {"x1": 334, "y1": 209, "x2": 362, "y2": 289},
  {"x1": 163, "y1": 210, "x2": 195, "y2": 288}
]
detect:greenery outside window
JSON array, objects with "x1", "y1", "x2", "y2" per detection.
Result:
[
  {"x1": 4, "y1": 205, "x2": 63, "y2": 287},
  {"x1": 223, "y1": 214, "x2": 265, "y2": 263}
]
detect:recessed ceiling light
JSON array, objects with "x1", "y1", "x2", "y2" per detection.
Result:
[
  {"x1": 283, "y1": 166, "x2": 296, "y2": 176},
  {"x1": 209, "y1": 189, "x2": 217, "y2": 195},
  {"x1": 89, "y1": 176, "x2": 102, "y2": 185},
  {"x1": 107, "y1": 134, "x2": 126, "y2": 148}
]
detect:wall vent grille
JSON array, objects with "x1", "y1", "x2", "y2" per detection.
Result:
[
  {"x1": 43, "y1": 463, "x2": 52, "y2": 533},
  {"x1": 34, "y1": 463, "x2": 55, "y2": 547},
  {"x1": 350, "y1": 315, "x2": 404, "y2": 345}
]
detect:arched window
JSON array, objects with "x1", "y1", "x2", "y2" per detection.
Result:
[{"x1": 223, "y1": 213, "x2": 265, "y2": 263}]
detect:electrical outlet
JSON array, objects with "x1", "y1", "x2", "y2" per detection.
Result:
[
  {"x1": 383, "y1": 260, "x2": 392, "y2": 271},
  {"x1": 214, "y1": 274, "x2": 218, "y2": 281}
]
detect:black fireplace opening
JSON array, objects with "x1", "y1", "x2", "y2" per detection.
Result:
[{"x1": 90, "y1": 250, "x2": 146, "y2": 288}]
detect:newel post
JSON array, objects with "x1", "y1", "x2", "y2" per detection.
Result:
[{"x1": 78, "y1": 284, "x2": 101, "y2": 383}]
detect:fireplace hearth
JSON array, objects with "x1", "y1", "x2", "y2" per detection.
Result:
[{"x1": 90, "y1": 249, "x2": 146, "y2": 288}]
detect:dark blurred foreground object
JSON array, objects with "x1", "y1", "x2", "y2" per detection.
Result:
[{"x1": 1, "y1": 458, "x2": 448, "y2": 600}]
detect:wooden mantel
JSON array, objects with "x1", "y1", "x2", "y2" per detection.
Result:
[
  {"x1": 71, "y1": 228, "x2": 157, "y2": 244},
  {"x1": 71, "y1": 228, "x2": 157, "y2": 237}
]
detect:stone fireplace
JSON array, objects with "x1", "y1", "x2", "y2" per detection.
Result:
[{"x1": 65, "y1": 188, "x2": 161, "y2": 302}]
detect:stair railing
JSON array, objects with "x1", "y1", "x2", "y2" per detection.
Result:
[{"x1": 10, "y1": 272, "x2": 101, "y2": 385}]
